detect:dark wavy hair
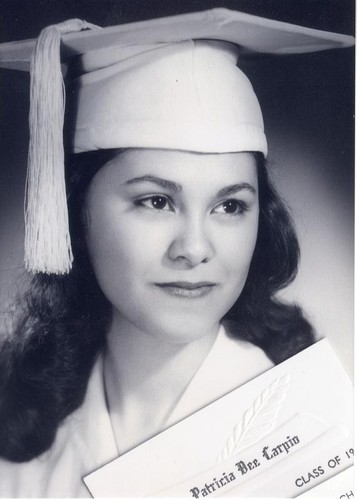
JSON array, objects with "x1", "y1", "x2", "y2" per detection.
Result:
[{"x1": 0, "y1": 150, "x2": 314, "y2": 462}]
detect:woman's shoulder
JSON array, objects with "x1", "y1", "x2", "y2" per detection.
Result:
[
  {"x1": 0, "y1": 354, "x2": 117, "y2": 498},
  {"x1": 210, "y1": 323, "x2": 274, "y2": 382},
  {"x1": 165, "y1": 324, "x2": 274, "y2": 427},
  {"x1": 0, "y1": 418, "x2": 88, "y2": 497}
]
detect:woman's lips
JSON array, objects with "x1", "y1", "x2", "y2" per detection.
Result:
[{"x1": 154, "y1": 282, "x2": 217, "y2": 298}]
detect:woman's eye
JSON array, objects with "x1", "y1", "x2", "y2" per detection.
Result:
[
  {"x1": 213, "y1": 199, "x2": 248, "y2": 215},
  {"x1": 136, "y1": 195, "x2": 173, "y2": 211}
]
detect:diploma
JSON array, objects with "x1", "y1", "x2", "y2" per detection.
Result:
[{"x1": 84, "y1": 339, "x2": 353, "y2": 497}]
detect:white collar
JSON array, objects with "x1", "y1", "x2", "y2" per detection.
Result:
[{"x1": 165, "y1": 324, "x2": 273, "y2": 426}]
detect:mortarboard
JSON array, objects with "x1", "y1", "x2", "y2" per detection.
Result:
[{"x1": 0, "y1": 9, "x2": 354, "y2": 275}]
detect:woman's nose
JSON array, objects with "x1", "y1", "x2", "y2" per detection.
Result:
[{"x1": 168, "y1": 217, "x2": 214, "y2": 266}]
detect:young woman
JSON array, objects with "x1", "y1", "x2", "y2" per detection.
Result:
[{"x1": 0, "y1": 7, "x2": 352, "y2": 498}]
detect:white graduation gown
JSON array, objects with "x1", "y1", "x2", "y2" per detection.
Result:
[{"x1": 0, "y1": 326, "x2": 273, "y2": 497}]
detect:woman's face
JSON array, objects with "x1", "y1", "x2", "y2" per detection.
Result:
[{"x1": 85, "y1": 149, "x2": 259, "y2": 344}]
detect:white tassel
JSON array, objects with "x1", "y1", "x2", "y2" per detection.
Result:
[{"x1": 25, "y1": 19, "x2": 100, "y2": 274}]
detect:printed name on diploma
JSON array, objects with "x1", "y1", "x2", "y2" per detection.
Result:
[{"x1": 190, "y1": 434, "x2": 300, "y2": 497}]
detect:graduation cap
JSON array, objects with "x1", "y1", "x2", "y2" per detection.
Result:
[{"x1": 0, "y1": 9, "x2": 353, "y2": 275}]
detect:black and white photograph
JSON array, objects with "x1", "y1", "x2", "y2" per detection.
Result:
[{"x1": 0, "y1": 1, "x2": 354, "y2": 497}]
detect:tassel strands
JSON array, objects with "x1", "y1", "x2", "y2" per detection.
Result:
[{"x1": 25, "y1": 19, "x2": 100, "y2": 274}]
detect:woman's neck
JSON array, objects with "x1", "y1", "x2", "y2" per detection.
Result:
[{"x1": 104, "y1": 312, "x2": 219, "y2": 455}]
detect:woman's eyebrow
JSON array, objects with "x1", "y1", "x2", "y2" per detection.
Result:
[
  {"x1": 123, "y1": 177, "x2": 255, "y2": 197},
  {"x1": 216, "y1": 183, "x2": 257, "y2": 198},
  {"x1": 124, "y1": 175, "x2": 182, "y2": 193}
]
